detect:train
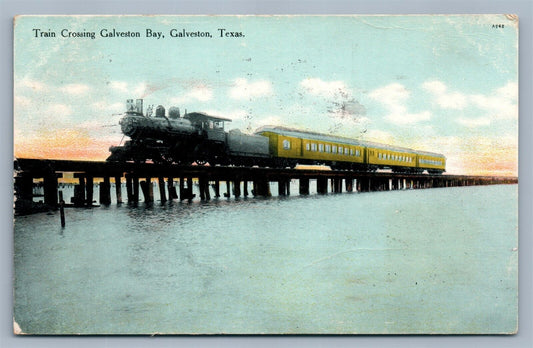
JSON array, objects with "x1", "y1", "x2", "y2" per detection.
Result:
[{"x1": 107, "y1": 98, "x2": 446, "y2": 174}]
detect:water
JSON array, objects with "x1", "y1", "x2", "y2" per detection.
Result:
[{"x1": 13, "y1": 185, "x2": 518, "y2": 334}]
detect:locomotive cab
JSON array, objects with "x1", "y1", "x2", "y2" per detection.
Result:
[{"x1": 184, "y1": 112, "x2": 231, "y2": 143}]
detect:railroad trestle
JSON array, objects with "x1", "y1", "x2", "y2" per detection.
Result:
[{"x1": 14, "y1": 158, "x2": 518, "y2": 215}]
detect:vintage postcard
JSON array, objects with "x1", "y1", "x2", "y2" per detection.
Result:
[{"x1": 13, "y1": 15, "x2": 518, "y2": 334}]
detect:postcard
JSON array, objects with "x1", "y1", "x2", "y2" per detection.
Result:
[{"x1": 13, "y1": 15, "x2": 518, "y2": 334}]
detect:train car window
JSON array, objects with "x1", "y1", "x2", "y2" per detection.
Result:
[
  {"x1": 338, "y1": 146, "x2": 343, "y2": 155},
  {"x1": 332, "y1": 145, "x2": 337, "y2": 154},
  {"x1": 283, "y1": 139, "x2": 291, "y2": 150},
  {"x1": 350, "y1": 149, "x2": 354, "y2": 156},
  {"x1": 319, "y1": 144, "x2": 324, "y2": 152},
  {"x1": 325, "y1": 144, "x2": 331, "y2": 153},
  {"x1": 356, "y1": 149, "x2": 360, "y2": 156},
  {"x1": 311, "y1": 143, "x2": 317, "y2": 151},
  {"x1": 306, "y1": 143, "x2": 310, "y2": 151}
]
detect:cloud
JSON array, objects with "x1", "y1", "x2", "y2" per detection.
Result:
[
  {"x1": 18, "y1": 77, "x2": 46, "y2": 91},
  {"x1": 229, "y1": 78, "x2": 273, "y2": 100},
  {"x1": 364, "y1": 129, "x2": 395, "y2": 144},
  {"x1": 369, "y1": 83, "x2": 409, "y2": 106},
  {"x1": 92, "y1": 101, "x2": 124, "y2": 113},
  {"x1": 422, "y1": 80, "x2": 467, "y2": 110},
  {"x1": 14, "y1": 95, "x2": 31, "y2": 108},
  {"x1": 109, "y1": 81, "x2": 128, "y2": 93},
  {"x1": 456, "y1": 117, "x2": 491, "y2": 127},
  {"x1": 369, "y1": 83, "x2": 431, "y2": 125},
  {"x1": 383, "y1": 110, "x2": 431, "y2": 125},
  {"x1": 59, "y1": 83, "x2": 91, "y2": 96},
  {"x1": 470, "y1": 81, "x2": 517, "y2": 120},
  {"x1": 134, "y1": 83, "x2": 148, "y2": 97},
  {"x1": 423, "y1": 80, "x2": 518, "y2": 120},
  {"x1": 46, "y1": 103, "x2": 72, "y2": 117},
  {"x1": 255, "y1": 115, "x2": 284, "y2": 127},
  {"x1": 171, "y1": 84, "x2": 213, "y2": 104}
]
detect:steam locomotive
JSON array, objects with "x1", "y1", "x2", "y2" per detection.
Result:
[{"x1": 107, "y1": 99, "x2": 446, "y2": 174}]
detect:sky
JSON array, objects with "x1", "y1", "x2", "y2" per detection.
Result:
[{"x1": 14, "y1": 15, "x2": 518, "y2": 176}]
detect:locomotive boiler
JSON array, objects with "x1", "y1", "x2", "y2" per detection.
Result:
[{"x1": 107, "y1": 98, "x2": 446, "y2": 174}]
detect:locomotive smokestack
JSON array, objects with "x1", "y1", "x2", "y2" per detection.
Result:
[
  {"x1": 136, "y1": 99, "x2": 143, "y2": 115},
  {"x1": 126, "y1": 99, "x2": 135, "y2": 113}
]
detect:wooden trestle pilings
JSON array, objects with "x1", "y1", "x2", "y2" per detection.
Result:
[{"x1": 13, "y1": 158, "x2": 518, "y2": 214}]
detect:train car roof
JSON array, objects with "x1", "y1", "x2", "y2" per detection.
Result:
[
  {"x1": 184, "y1": 112, "x2": 232, "y2": 123},
  {"x1": 255, "y1": 126, "x2": 445, "y2": 158}
]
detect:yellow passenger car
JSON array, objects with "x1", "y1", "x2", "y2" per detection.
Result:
[
  {"x1": 417, "y1": 152, "x2": 446, "y2": 174},
  {"x1": 255, "y1": 126, "x2": 365, "y2": 168},
  {"x1": 366, "y1": 143, "x2": 418, "y2": 172},
  {"x1": 255, "y1": 126, "x2": 446, "y2": 173}
]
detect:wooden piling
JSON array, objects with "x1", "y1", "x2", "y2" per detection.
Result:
[
  {"x1": 125, "y1": 175, "x2": 133, "y2": 202},
  {"x1": 243, "y1": 180, "x2": 249, "y2": 197},
  {"x1": 167, "y1": 178, "x2": 178, "y2": 199},
  {"x1": 148, "y1": 178, "x2": 154, "y2": 202},
  {"x1": 14, "y1": 174, "x2": 34, "y2": 213},
  {"x1": 278, "y1": 180, "x2": 286, "y2": 196},
  {"x1": 317, "y1": 177, "x2": 328, "y2": 194},
  {"x1": 158, "y1": 177, "x2": 167, "y2": 203},
  {"x1": 335, "y1": 178, "x2": 343, "y2": 193},
  {"x1": 299, "y1": 178, "x2": 310, "y2": 195},
  {"x1": 204, "y1": 180, "x2": 211, "y2": 200},
  {"x1": 254, "y1": 179, "x2": 271, "y2": 197},
  {"x1": 234, "y1": 180, "x2": 241, "y2": 197},
  {"x1": 359, "y1": 177, "x2": 370, "y2": 192},
  {"x1": 225, "y1": 180, "x2": 231, "y2": 198},
  {"x1": 132, "y1": 176, "x2": 139, "y2": 203},
  {"x1": 86, "y1": 176, "x2": 94, "y2": 206},
  {"x1": 73, "y1": 185, "x2": 85, "y2": 207},
  {"x1": 199, "y1": 176, "x2": 209, "y2": 201},
  {"x1": 139, "y1": 180, "x2": 149, "y2": 203},
  {"x1": 114, "y1": 176, "x2": 122, "y2": 203},
  {"x1": 186, "y1": 177, "x2": 194, "y2": 200},
  {"x1": 179, "y1": 177, "x2": 185, "y2": 200},
  {"x1": 345, "y1": 178, "x2": 353, "y2": 192},
  {"x1": 214, "y1": 181, "x2": 220, "y2": 198},
  {"x1": 59, "y1": 191, "x2": 65, "y2": 227},
  {"x1": 14, "y1": 174, "x2": 33, "y2": 202},
  {"x1": 43, "y1": 174, "x2": 58, "y2": 207},
  {"x1": 99, "y1": 177, "x2": 111, "y2": 205}
]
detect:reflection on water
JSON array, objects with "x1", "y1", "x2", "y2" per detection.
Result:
[{"x1": 14, "y1": 185, "x2": 518, "y2": 334}]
